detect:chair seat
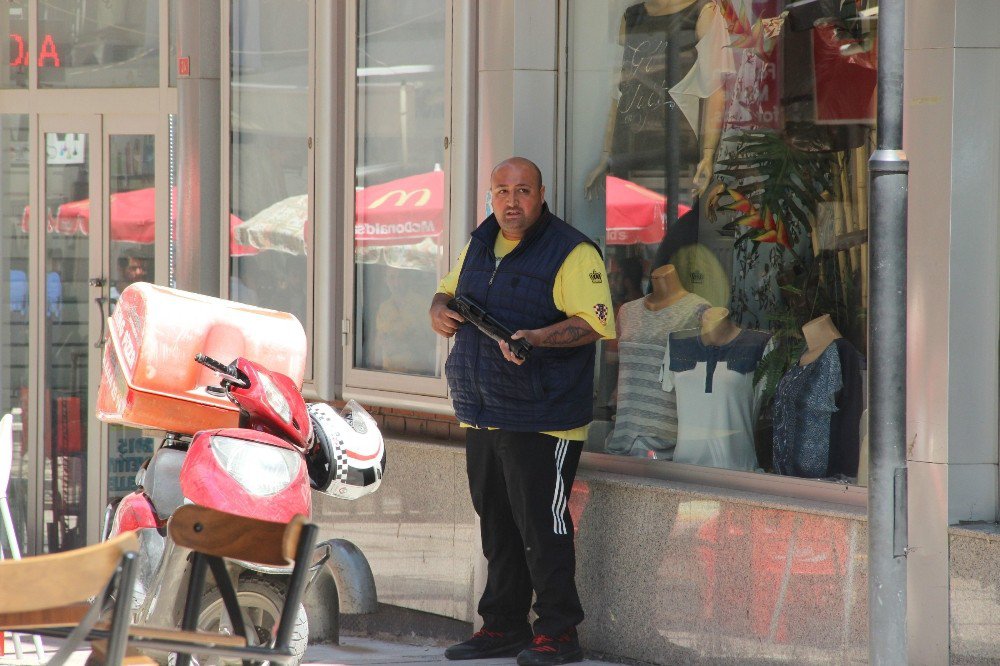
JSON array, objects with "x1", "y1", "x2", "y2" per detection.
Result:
[{"x1": 95, "y1": 622, "x2": 249, "y2": 649}]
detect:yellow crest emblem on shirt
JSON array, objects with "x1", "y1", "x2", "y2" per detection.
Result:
[{"x1": 589, "y1": 269, "x2": 603, "y2": 284}]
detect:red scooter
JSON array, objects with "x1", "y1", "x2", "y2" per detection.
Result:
[{"x1": 98, "y1": 284, "x2": 386, "y2": 664}]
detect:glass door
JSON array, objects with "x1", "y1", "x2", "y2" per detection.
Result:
[
  {"x1": 103, "y1": 118, "x2": 158, "y2": 509},
  {"x1": 38, "y1": 115, "x2": 102, "y2": 552},
  {"x1": 36, "y1": 115, "x2": 158, "y2": 550}
]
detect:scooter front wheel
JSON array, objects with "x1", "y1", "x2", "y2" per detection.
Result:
[{"x1": 192, "y1": 575, "x2": 309, "y2": 665}]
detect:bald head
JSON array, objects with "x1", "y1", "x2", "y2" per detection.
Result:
[
  {"x1": 490, "y1": 157, "x2": 546, "y2": 240},
  {"x1": 491, "y1": 157, "x2": 543, "y2": 189}
]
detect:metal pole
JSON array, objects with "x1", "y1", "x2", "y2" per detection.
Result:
[{"x1": 867, "y1": 0, "x2": 908, "y2": 663}]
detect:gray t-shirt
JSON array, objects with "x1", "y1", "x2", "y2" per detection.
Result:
[{"x1": 606, "y1": 292, "x2": 709, "y2": 457}]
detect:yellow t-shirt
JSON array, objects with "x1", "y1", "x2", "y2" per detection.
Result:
[{"x1": 438, "y1": 233, "x2": 616, "y2": 441}]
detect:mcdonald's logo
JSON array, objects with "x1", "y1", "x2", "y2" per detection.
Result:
[{"x1": 368, "y1": 188, "x2": 432, "y2": 209}]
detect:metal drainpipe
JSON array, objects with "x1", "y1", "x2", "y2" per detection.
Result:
[
  {"x1": 174, "y1": 0, "x2": 221, "y2": 296},
  {"x1": 867, "y1": 0, "x2": 909, "y2": 663}
]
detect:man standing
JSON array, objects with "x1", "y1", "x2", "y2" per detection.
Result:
[{"x1": 430, "y1": 157, "x2": 615, "y2": 665}]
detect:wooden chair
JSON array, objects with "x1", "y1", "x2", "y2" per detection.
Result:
[
  {"x1": 0, "y1": 531, "x2": 140, "y2": 666},
  {"x1": 121, "y1": 505, "x2": 318, "y2": 665}
]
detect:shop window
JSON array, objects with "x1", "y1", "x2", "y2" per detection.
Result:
[
  {"x1": 346, "y1": 0, "x2": 449, "y2": 392},
  {"x1": 168, "y1": 0, "x2": 178, "y2": 88},
  {"x1": 0, "y1": 114, "x2": 31, "y2": 548},
  {"x1": 37, "y1": 0, "x2": 158, "y2": 88},
  {"x1": 228, "y1": 0, "x2": 310, "y2": 330},
  {"x1": 3, "y1": 2, "x2": 28, "y2": 89},
  {"x1": 566, "y1": 0, "x2": 876, "y2": 485}
]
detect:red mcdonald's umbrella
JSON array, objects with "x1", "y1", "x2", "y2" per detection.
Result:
[
  {"x1": 605, "y1": 175, "x2": 691, "y2": 245},
  {"x1": 22, "y1": 187, "x2": 256, "y2": 256},
  {"x1": 354, "y1": 170, "x2": 445, "y2": 247}
]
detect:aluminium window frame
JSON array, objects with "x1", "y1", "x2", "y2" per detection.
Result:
[
  {"x1": 221, "y1": 0, "x2": 321, "y2": 397},
  {"x1": 340, "y1": 0, "x2": 474, "y2": 411}
]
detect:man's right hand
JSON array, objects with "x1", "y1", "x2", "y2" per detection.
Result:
[{"x1": 430, "y1": 292, "x2": 464, "y2": 338}]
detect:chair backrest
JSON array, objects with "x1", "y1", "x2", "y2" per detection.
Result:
[
  {"x1": 0, "y1": 531, "x2": 140, "y2": 614},
  {"x1": 168, "y1": 505, "x2": 305, "y2": 566},
  {"x1": 0, "y1": 413, "x2": 13, "y2": 493}
]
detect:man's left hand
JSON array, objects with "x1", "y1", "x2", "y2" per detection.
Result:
[{"x1": 499, "y1": 330, "x2": 536, "y2": 365}]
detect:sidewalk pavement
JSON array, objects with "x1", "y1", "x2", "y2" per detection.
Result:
[
  {"x1": 304, "y1": 636, "x2": 621, "y2": 665},
  {"x1": 2, "y1": 634, "x2": 622, "y2": 665}
]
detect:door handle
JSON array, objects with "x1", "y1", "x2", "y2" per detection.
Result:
[
  {"x1": 94, "y1": 296, "x2": 107, "y2": 348},
  {"x1": 91, "y1": 277, "x2": 108, "y2": 348}
]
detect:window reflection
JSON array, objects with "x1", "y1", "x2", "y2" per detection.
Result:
[
  {"x1": 37, "y1": 0, "x2": 158, "y2": 88},
  {"x1": 1, "y1": 114, "x2": 31, "y2": 549},
  {"x1": 568, "y1": 0, "x2": 876, "y2": 483},
  {"x1": 353, "y1": 0, "x2": 446, "y2": 378},
  {"x1": 107, "y1": 135, "x2": 156, "y2": 500},
  {"x1": 229, "y1": 0, "x2": 309, "y2": 325},
  {"x1": 43, "y1": 132, "x2": 90, "y2": 551},
  {"x1": 3, "y1": 1, "x2": 29, "y2": 89}
]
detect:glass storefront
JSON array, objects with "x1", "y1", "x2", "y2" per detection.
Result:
[
  {"x1": 43, "y1": 130, "x2": 91, "y2": 550},
  {"x1": 1, "y1": 114, "x2": 31, "y2": 549},
  {"x1": 107, "y1": 134, "x2": 156, "y2": 501},
  {"x1": 37, "y1": 0, "x2": 159, "y2": 88},
  {"x1": 566, "y1": 0, "x2": 876, "y2": 483},
  {"x1": 229, "y1": 0, "x2": 310, "y2": 326},
  {"x1": 352, "y1": 0, "x2": 446, "y2": 377},
  {"x1": 4, "y1": 1, "x2": 29, "y2": 89}
]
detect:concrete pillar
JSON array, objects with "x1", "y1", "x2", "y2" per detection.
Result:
[
  {"x1": 174, "y1": 0, "x2": 221, "y2": 295},
  {"x1": 477, "y1": 0, "x2": 559, "y2": 218}
]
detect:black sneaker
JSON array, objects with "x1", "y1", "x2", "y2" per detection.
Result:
[
  {"x1": 516, "y1": 630, "x2": 584, "y2": 665},
  {"x1": 444, "y1": 627, "x2": 533, "y2": 660}
]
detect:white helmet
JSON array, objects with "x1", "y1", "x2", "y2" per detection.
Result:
[{"x1": 306, "y1": 400, "x2": 386, "y2": 500}]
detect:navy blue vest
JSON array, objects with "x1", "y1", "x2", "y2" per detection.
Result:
[{"x1": 446, "y1": 206, "x2": 598, "y2": 431}]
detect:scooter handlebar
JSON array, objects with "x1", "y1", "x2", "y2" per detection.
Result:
[
  {"x1": 194, "y1": 354, "x2": 249, "y2": 389},
  {"x1": 194, "y1": 353, "x2": 229, "y2": 373}
]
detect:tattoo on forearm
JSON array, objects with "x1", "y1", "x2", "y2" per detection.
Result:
[{"x1": 541, "y1": 324, "x2": 598, "y2": 347}]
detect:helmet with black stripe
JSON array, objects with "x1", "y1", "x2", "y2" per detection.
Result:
[{"x1": 306, "y1": 400, "x2": 386, "y2": 499}]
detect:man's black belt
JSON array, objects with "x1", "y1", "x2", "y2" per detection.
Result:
[{"x1": 447, "y1": 295, "x2": 533, "y2": 361}]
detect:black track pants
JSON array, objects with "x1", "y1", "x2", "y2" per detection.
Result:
[{"x1": 465, "y1": 428, "x2": 585, "y2": 636}]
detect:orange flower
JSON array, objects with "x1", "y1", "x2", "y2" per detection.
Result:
[
  {"x1": 775, "y1": 216, "x2": 791, "y2": 248},
  {"x1": 725, "y1": 189, "x2": 766, "y2": 229},
  {"x1": 723, "y1": 188, "x2": 754, "y2": 215},
  {"x1": 750, "y1": 208, "x2": 793, "y2": 249}
]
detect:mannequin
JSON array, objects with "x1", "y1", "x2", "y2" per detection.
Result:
[
  {"x1": 663, "y1": 315, "x2": 772, "y2": 471},
  {"x1": 645, "y1": 264, "x2": 690, "y2": 310},
  {"x1": 699, "y1": 306, "x2": 741, "y2": 346},
  {"x1": 584, "y1": 0, "x2": 730, "y2": 200},
  {"x1": 799, "y1": 314, "x2": 841, "y2": 365},
  {"x1": 605, "y1": 266, "x2": 709, "y2": 458},
  {"x1": 772, "y1": 314, "x2": 864, "y2": 479}
]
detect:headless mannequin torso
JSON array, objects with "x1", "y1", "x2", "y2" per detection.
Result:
[
  {"x1": 645, "y1": 264, "x2": 690, "y2": 310},
  {"x1": 799, "y1": 314, "x2": 842, "y2": 365},
  {"x1": 700, "y1": 306, "x2": 741, "y2": 347}
]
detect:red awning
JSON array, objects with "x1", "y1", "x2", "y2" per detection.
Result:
[
  {"x1": 22, "y1": 187, "x2": 257, "y2": 256},
  {"x1": 354, "y1": 170, "x2": 445, "y2": 247},
  {"x1": 605, "y1": 175, "x2": 691, "y2": 245}
]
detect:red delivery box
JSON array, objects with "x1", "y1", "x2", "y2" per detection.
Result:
[{"x1": 97, "y1": 283, "x2": 307, "y2": 435}]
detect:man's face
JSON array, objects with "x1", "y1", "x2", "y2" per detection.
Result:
[
  {"x1": 491, "y1": 163, "x2": 545, "y2": 240},
  {"x1": 124, "y1": 257, "x2": 147, "y2": 283}
]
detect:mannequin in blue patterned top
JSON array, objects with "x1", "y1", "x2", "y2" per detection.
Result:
[{"x1": 772, "y1": 314, "x2": 864, "y2": 479}]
